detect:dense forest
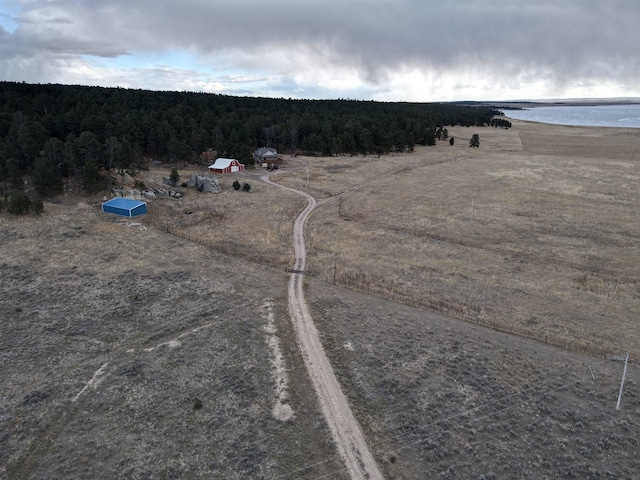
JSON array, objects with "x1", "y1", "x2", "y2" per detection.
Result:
[{"x1": 0, "y1": 81, "x2": 500, "y2": 197}]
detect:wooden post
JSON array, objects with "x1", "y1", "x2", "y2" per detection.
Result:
[
  {"x1": 616, "y1": 352, "x2": 630, "y2": 411},
  {"x1": 333, "y1": 258, "x2": 337, "y2": 284}
]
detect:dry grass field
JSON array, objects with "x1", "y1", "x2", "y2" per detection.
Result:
[
  {"x1": 1, "y1": 118, "x2": 639, "y2": 478},
  {"x1": 143, "y1": 119, "x2": 640, "y2": 359},
  {"x1": 282, "y1": 121, "x2": 640, "y2": 359},
  {"x1": 0, "y1": 204, "x2": 340, "y2": 479},
  {"x1": 307, "y1": 279, "x2": 640, "y2": 479}
]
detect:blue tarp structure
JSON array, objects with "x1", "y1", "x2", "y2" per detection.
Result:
[{"x1": 102, "y1": 197, "x2": 147, "y2": 217}]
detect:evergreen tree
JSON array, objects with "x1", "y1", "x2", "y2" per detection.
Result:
[
  {"x1": 7, "y1": 192, "x2": 31, "y2": 215},
  {"x1": 32, "y1": 156, "x2": 63, "y2": 196},
  {"x1": 32, "y1": 198, "x2": 44, "y2": 215},
  {"x1": 406, "y1": 132, "x2": 415, "y2": 152},
  {"x1": 425, "y1": 126, "x2": 436, "y2": 146},
  {"x1": 64, "y1": 133, "x2": 79, "y2": 176},
  {"x1": 0, "y1": 81, "x2": 500, "y2": 186},
  {"x1": 0, "y1": 151, "x2": 8, "y2": 189},
  {"x1": 169, "y1": 166, "x2": 180, "y2": 185},
  {"x1": 6, "y1": 156, "x2": 22, "y2": 188},
  {"x1": 82, "y1": 159, "x2": 103, "y2": 194},
  {"x1": 76, "y1": 131, "x2": 102, "y2": 169}
]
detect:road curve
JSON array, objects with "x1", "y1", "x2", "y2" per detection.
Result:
[{"x1": 260, "y1": 172, "x2": 383, "y2": 480}]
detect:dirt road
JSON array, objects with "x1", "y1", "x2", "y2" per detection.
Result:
[{"x1": 261, "y1": 172, "x2": 383, "y2": 479}]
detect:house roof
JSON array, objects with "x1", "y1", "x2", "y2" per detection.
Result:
[
  {"x1": 209, "y1": 158, "x2": 238, "y2": 169},
  {"x1": 254, "y1": 147, "x2": 276, "y2": 155},
  {"x1": 103, "y1": 197, "x2": 145, "y2": 210},
  {"x1": 254, "y1": 147, "x2": 280, "y2": 159},
  {"x1": 102, "y1": 197, "x2": 147, "y2": 217}
]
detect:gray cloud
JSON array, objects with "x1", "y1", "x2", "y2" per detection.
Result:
[{"x1": 1, "y1": 0, "x2": 639, "y2": 100}]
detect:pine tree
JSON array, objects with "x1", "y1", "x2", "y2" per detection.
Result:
[
  {"x1": 7, "y1": 192, "x2": 31, "y2": 215},
  {"x1": 32, "y1": 157, "x2": 63, "y2": 196},
  {"x1": 169, "y1": 167, "x2": 180, "y2": 185}
]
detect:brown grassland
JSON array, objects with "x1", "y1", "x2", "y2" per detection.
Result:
[
  {"x1": 296, "y1": 121, "x2": 640, "y2": 360},
  {"x1": 153, "y1": 119, "x2": 640, "y2": 359},
  {"x1": 1, "y1": 118, "x2": 639, "y2": 479}
]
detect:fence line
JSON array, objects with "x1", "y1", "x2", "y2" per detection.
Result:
[
  {"x1": 147, "y1": 215, "x2": 290, "y2": 272},
  {"x1": 329, "y1": 264, "x2": 626, "y2": 361},
  {"x1": 147, "y1": 213, "x2": 631, "y2": 361}
]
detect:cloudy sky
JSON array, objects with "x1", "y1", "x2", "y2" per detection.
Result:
[{"x1": 1, "y1": 0, "x2": 639, "y2": 102}]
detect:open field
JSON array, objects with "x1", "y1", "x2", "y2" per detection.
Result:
[
  {"x1": 0, "y1": 205, "x2": 341, "y2": 479},
  {"x1": 307, "y1": 278, "x2": 640, "y2": 479},
  {"x1": 1, "y1": 119, "x2": 639, "y2": 478},
  {"x1": 149, "y1": 119, "x2": 640, "y2": 358},
  {"x1": 283, "y1": 121, "x2": 640, "y2": 359}
]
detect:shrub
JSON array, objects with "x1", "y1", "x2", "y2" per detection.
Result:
[
  {"x1": 169, "y1": 167, "x2": 180, "y2": 185},
  {"x1": 32, "y1": 198, "x2": 44, "y2": 215},
  {"x1": 7, "y1": 192, "x2": 31, "y2": 215},
  {"x1": 233, "y1": 179, "x2": 241, "y2": 191}
]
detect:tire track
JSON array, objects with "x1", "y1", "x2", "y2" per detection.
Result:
[{"x1": 261, "y1": 170, "x2": 383, "y2": 479}]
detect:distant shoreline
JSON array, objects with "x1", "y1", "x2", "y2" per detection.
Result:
[
  {"x1": 456, "y1": 98, "x2": 640, "y2": 110},
  {"x1": 499, "y1": 103, "x2": 640, "y2": 129}
]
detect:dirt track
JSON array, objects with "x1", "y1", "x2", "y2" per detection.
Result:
[{"x1": 263, "y1": 172, "x2": 383, "y2": 479}]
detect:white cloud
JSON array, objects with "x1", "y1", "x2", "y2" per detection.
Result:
[{"x1": 1, "y1": 0, "x2": 639, "y2": 101}]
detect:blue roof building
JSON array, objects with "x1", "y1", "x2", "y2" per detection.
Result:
[{"x1": 101, "y1": 198, "x2": 147, "y2": 217}]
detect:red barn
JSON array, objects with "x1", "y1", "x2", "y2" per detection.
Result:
[{"x1": 208, "y1": 158, "x2": 245, "y2": 174}]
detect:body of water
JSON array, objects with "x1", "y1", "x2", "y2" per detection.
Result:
[{"x1": 504, "y1": 104, "x2": 640, "y2": 128}]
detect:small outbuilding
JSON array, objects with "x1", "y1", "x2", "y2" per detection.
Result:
[
  {"x1": 102, "y1": 197, "x2": 147, "y2": 217},
  {"x1": 208, "y1": 158, "x2": 245, "y2": 174}
]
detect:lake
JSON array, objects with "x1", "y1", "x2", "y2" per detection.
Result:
[{"x1": 504, "y1": 104, "x2": 640, "y2": 128}]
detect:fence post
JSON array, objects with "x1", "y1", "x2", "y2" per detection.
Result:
[{"x1": 616, "y1": 352, "x2": 630, "y2": 411}]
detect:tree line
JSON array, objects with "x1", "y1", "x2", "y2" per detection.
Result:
[
  {"x1": 489, "y1": 118, "x2": 512, "y2": 128},
  {"x1": 0, "y1": 81, "x2": 500, "y2": 197}
]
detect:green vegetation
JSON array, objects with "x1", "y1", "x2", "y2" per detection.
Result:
[
  {"x1": 469, "y1": 133, "x2": 480, "y2": 148},
  {"x1": 0, "y1": 81, "x2": 499, "y2": 196},
  {"x1": 169, "y1": 167, "x2": 180, "y2": 186},
  {"x1": 1, "y1": 191, "x2": 43, "y2": 215},
  {"x1": 490, "y1": 117, "x2": 512, "y2": 128}
]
